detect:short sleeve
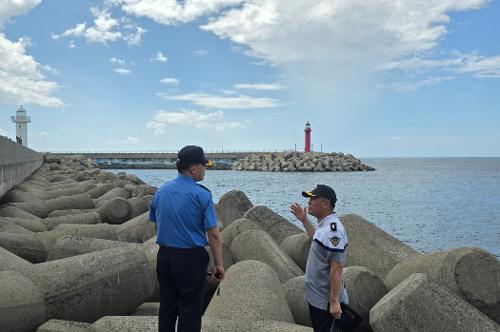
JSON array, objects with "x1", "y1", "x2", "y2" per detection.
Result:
[
  {"x1": 148, "y1": 196, "x2": 157, "y2": 223},
  {"x1": 327, "y1": 251, "x2": 346, "y2": 264},
  {"x1": 315, "y1": 221, "x2": 347, "y2": 253},
  {"x1": 202, "y1": 193, "x2": 218, "y2": 230}
]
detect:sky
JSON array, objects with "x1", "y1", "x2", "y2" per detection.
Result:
[{"x1": 0, "y1": 0, "x2": 499, "y2": 157}]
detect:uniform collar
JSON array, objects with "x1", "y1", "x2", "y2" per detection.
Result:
[
  {"x1": 317, "y1": 212, "x2": 336, "y2": 226},
  {"x1": 177, "y1": 174, "x2": 196, "y2": 183}
]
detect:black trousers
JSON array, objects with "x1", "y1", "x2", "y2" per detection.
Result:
[
  {"x1": 157, "y1": 246, "x2": 209, "y2": 332},
  {"x1": 309, "y1": 303, "x2": 334, "y2": 332}
]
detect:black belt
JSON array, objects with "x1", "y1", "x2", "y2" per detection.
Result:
[{"x1": 159, "y1": 245, "x2": 205, "y2": 252}]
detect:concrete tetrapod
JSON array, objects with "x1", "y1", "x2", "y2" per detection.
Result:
[
  {"x1": 203, "y1": 317, "x2": 314, "y2": 332},
  {"x1": 0, "y1": 217, "x2": 35, "y2": 234},
  {"x1": 204, "y1": 260, "x2": 295, "y2": 322},
  {"x1": 384, "y1": 247, "x2": 500, "y2": 323},
  {"x1": 369, "y1": 273, "x2": 500, "y2": 332},
  {"x1": 204, "y1": 242, "x2": 234, "y2": 309},
  {"x1": 40, "y1": 211, "x2": 101, "y2": 230},
  {"x1": 0, "y1": 205, "x2": 41, "y2": 220},
  {"x1": 115, "y1": 211, "x2": 156, "y2": 242},
  {"x1": 47, "y1": 236, "x2": 136, "y2": 261},
  {"x1": 217, "y1": 190, "x2": 254, "y2": 227},
  {"x1": 30, "y1": 246, "x2": 155, "y2": 323},
  {"x1": 0, "y1": 232, "x2": 47, "y2": 263},
  {"x1": 220, "y1": 217, "x2": 263, "y2": 246},
  {"x1": 343, "y1": 266, "x2": 388, "y2": 332},
  {"x1": 1, "y1": 216, "x2": 47, "y2": 232},
  {"x1": 282, "y1": 276, "x2": 311, "y2": 327},
  {"x1": 0, "y1": 271, "x2": 46, "y2": 332},
  {"x1": 36, "y1": 319, "x2": 91, "y2": 332},
  {"x1": 97, "y1": 197, "x2": 132, "y2": 224},
  {"x1": 339, "y1": 214, "x2": 420, "y2": 279},
  {"x1": 44, "y1": 193, "x2": 95, "y2": 213},
  {"x1": 243, "y1": 205, "x2": 302, "y2": 244},
  {"x1": 90, "y1": 316, "x2": 314, "y2": 332},
  {"x1": 35, "y1": 223, "x2": 119, "y2": 252},
  {"x1": 230, "y1": 230, "x2": 304, "y2": 283},
  {"x1": 280, "y1": 232, "x2": 311, "y2": 272},
  {"x1": 47, "y1": 209, "x2": 95, "y2": 218},
  {"x1": 0, "y1": 246, "x2": 34, "y2": 275},
  {"x1": 130, "y1": 302, "x2": 160, "y2": 316}
]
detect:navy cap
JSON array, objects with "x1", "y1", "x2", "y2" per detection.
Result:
[
  {"x1": 177, "y1": 145, "x2": 214, "y2": 167},
  {"x1": 302, "y1": 184, "x2": 337, "y2": 206}
]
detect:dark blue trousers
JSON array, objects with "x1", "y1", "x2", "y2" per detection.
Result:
[
  {"x1": 309, "y1": 303, "x2": 334, "y2": 332},
  {"x1": 157, "y1": 246, "x2": 209, "y2": 332}
]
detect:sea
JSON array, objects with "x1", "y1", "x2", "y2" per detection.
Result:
[{"x1": 112, "y1": 158, "x2": 500, "y2": 258}]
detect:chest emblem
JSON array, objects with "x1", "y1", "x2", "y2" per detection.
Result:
[
  {"x1": 330, "y1": 236, "x2": 341, "y2": 247},
  {"x1": 330, "y1": 222, "x2": 337, "y2": 232}
]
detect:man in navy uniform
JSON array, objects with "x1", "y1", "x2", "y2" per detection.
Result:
[
  {"x1": 290, "y1": 184, "x2": 348, "y2": 332},
  {"x1": 149, "y1": 145, "x2": 225, "y2": 332}
]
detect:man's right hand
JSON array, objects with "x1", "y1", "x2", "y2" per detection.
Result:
[
  {"x1": 211, "y1": 265, "x2": 225, "y2": 282},
  {"x1": 290, "y1": 202, "x2": 307, "y2": 223}
]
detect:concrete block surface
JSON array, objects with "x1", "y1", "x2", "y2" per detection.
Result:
[{"x1": 370, "y1": 273, "x2": 500, "y2": 332}]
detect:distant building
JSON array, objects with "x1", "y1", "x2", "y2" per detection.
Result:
[{"x1": 11, "y1": 105, "x2": 31, "y2": 146}]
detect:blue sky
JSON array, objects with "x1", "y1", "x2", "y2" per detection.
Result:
[{"x1": 0, "y1": 0, "x2": 499, "y2": 157}]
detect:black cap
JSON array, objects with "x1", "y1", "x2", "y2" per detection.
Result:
[
  {"x1": 177, "y1": 145, "x2": 214, "y2": 167},
  {"x1": 302, "y1": 184, "x2": 337, "y2": 206}
]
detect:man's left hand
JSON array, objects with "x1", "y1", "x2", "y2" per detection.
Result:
[{"x1": 330, "y1": 301, "x2": 342, "y2": 319}]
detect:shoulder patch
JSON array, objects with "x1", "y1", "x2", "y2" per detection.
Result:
[
  {"x1": 197, "y1": 184, "x2": 211, "y2": 192},
  {"x1": 330, "y1": 222, "x2": 337, "y2": 232},
  {"x1": 330, "y1": 236, "x2": 340, "y2": 247}
]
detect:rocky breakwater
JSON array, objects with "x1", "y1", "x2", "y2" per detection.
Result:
[
  {"x1": 232, "y1": 152, "x2": 375, "y2": 172},
  {"x1": 1, "y1": 162, "x2": 498, "y2": 331}
]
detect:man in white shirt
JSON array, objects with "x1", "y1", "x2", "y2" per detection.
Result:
[{"x1": 291, "y1": 184, "x2": 348, "y2": 332}]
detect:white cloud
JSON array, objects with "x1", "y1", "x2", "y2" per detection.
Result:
[
  {"x1": 0, "y1": 0, "x2": 41, "y2": 28},
  {"x1": 234, "y1": 82, "x2": 286, "y2": 90},
  {"x1": 0, "y1": 128, "x2": 7, "y2": 136},
  {"x1": 106, "y1": 136, "x2": 140, "y2": 145},
  {"x1": 455, "y1": 54, "x2": 500, "y2": 78},
  {"x1": 151, "y1": 51, "x2": 167, "y2": 63},
  {"x1": 147, "y1": 109, "x2": 245, "y2": 134},
  {"x1": 385, "y1": 76, "x2": 456, "y2": 92},
  {"x1": 0, "y1": 33, "x2": 63, "y2": 108},
  {"x1": 392, "y1": 136, "x2": 401, "y2": 140},
  {"x1": 110, "y1": 57, "x2": 126, "y2": 65},
  {"x1": 52, "y1": 7, "x2": 146, "y2": 45},
  {"x1": 381, "y1": 52, "x2": 500, "y2": 90},
  {"x1": 195, "y1": 49, "x2": 208, "y2": 56},
  {"x1": 40, "y1": 131, "x2": 49, "y2": 138},
  {"x1": 114, "y1": 68, "x2": 131, "y2": 75},
  {"x1": 160, "y1": 78, "x2": 179, "y2": 85},
  {"x1": 124, "y1": 136, "x2": 139, "y2": 144},
  {"x1": 201, "y1": 0, "x2": 488, "y2": 67},
  {"x1": 109, "y1": 0, "x2": 243, "y2": 25},
  {"x1": 68, "y1": 40, "x2": 76, "y2": 49},
  {"x1": 157, "y1": 92, "x2": 281, "y2": 109}
]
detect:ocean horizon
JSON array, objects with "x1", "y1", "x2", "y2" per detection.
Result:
[{"x1": 112, "y1": 157, "x2": 500, "y2": 258}]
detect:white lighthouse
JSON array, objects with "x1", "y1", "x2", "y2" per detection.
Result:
[{"x1": 11, "y1": 105, "x2": 31, "y2": 146}]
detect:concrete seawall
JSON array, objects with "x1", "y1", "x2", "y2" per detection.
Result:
[{"x1": 0, "y1": 136, "x2": 43, "y2": 201}]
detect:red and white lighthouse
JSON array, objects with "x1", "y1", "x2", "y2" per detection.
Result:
[{"x1": 304, "y1": 121, "x2": 311, "y2": 152}]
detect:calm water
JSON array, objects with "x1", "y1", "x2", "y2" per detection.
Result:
[{"x1": 114, "y1": 158, "x2": 500, "y2": 257}]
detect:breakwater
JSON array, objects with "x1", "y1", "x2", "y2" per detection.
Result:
[
  {"x1": 0, "y1": 136, "x2": 43, "y2": 201},
  {"x1": 0, "y1": 155, "x2": 498, "y2": 331},
  {"x1": 232, "y1": 152, "x2": 375, "y2": 171},
  {"x1": 49, "y1": 151, "x2": 375, "y2": 172}
]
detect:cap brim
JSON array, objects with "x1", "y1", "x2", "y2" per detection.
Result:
[{"x1": 302, "y1": 191, "x2": 316, "y2": 198}]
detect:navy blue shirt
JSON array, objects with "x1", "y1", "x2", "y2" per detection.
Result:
[{"x1": 149, "y1": 174, "x2": 218, "y2": 248}]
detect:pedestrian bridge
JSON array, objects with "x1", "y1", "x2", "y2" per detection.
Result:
[{"x1": 51, "y1": 152, "x2": 254, "y2": 169}]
